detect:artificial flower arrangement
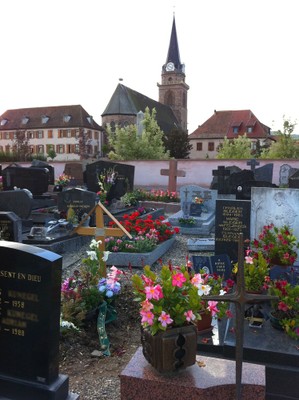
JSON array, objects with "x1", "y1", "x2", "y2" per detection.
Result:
[
  {"x1": 61, "y1": 238, "x2": 122, "y2": 328},
  {"x1": 194, "y1": 196, "x2": 204, "y2": 204},
  {"x1": 252, "y1": 224, "x2": 299, "y2": 266},
  {"x1": 233, "y1": 248, "x2": 270, "y2": 292},
  {"x1": 97, "y1": 167, "x2": 118, "y2": 204},
  {"x1": 267, "y1": 278, "x2": 299, "y2": 340},
  {"x1": 105, "y1": 210, "x2": 179, "y2": 253},
  {"x1": 131, "y1": 264, "x2": 232, "y2": 336},
  {"x1": 55, "y1": 173, "x2": 71, "y2": 186}
]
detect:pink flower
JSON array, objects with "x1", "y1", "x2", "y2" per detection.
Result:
[
  {"x1": 145, "y1": 284, "x2": 163, "y2": 300},
  {"x1": 191, "y1": 273, "x2": 203, "y2": 286},
  {"x1": 208, "y1": 301, "x2": 220, "y2": 316},
  {"x1": 140, "y1": 310, "x2": 154, "y2": 326},
  {"x1": 141, "y1": 299, "x2": 154, "y2": 312},
  {"x1": 245, "y1": 256, "x2": 253, "y2": 264},
  {"x1": 172, "y1": 273, "x2": 186, "y2": 288},
  {"x1": 184, "y1": 310, "x2": 195, "y2": 322},
  {"x1": 278, "y1": 301, "x2": 289, "y2": 312},
  {"x1": 158, "y1": 311, "x2": 173, "y2": 327}
]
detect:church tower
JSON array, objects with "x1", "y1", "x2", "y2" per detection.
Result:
[{"x1": 158, "y1": 16, "x2": 189, "y2": 132}]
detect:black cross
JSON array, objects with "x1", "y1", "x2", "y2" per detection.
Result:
[
  {"x1": 202, "y1": 233, "x2": 278, "y2": 400},
  {"x1": 212, "y1": 166, "x2": 230, "y2": 194},
  {"x1": 246, "y1": 158, "x2": 260, "y2": 172}
]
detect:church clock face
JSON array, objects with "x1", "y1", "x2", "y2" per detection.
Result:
[{"x1": 166, "y1": 62, "x2": 175, "y2": 71}]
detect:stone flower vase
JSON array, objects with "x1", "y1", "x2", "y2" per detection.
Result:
[{"x1": 141, "y1": 324, "x2": 197, "y2": 373}]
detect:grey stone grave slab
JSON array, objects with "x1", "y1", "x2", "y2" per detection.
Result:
[
  {"x1": 0, "y1": 211, "x2": 22, "y2": 242},
  {"x1": 279, "y1": 163, "x2": 295, "y2": 186},
  {"x1": 0, "y1": 189, "x2": 32, "y2": 220},
  {"x1": 215, "y1": 199, "x2": 251, "y2": 263},
  {"x1": 251, "y1": 187, "x2": 299, "y2": 257},
  {"x1": 2, "y1": 165, "x2": 49, "y2": 195},
  {"x1": 168, "y1": 185, "x2": 217, "y2": 236},
  {"x1": 0, "y1": 241, "x2": 78, "y2": 399},
  {"x1": 57, "y1": 187, "x2": 97, "y2": 224},
  {"x1": 85, "y1": 160, "x2": 134, "y2": 201},
  {"x1": 187, "y1": 238, "x2": 215, "y2": 251}
]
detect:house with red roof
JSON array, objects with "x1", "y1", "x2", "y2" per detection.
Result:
[{"x1": 188, "y1": 109, "x2": 273, "y2": 159}]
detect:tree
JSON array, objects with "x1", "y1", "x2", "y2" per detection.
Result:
[
  {"x1": 76, "y1": 128, "x2": 93, "y2": 160},
  {"x1": 163, "y1": 127, "x2": 192, "y2": 158},
  {"x1": 47, "y1": 148, "x2": 57, "y2": 160},
  {"x1": 260, "y1": 116, "x2": 299, "y2": 159},
  {"x1": 216, "y1": 134, "x2": 252, "y2": 159},
  {"x1": 106, "y1": 107, "x2": 170, "y2": 160},
  {"x1": 11, "y1": 130, "x2": 31, "y2": 161}
]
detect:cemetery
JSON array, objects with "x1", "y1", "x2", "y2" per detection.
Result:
[{"x1": 0, "y1": 158, "x2": 299, "y2": 399}]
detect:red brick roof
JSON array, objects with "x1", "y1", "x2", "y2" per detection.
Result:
[{"x1": 189, "y1": 110, "x2": 270, "y2": 139}]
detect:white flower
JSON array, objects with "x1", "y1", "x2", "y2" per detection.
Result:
[
  {"x1": 90, "y1": 239, "x2": 102, "y2": 249},
  {"x1": 219, "y1": 289, "x2": 226, "y2": 296},
  {"x1": 102, "y1": 251, "x2": 111, "y2": 262},
  {"x1": 197, "y1": 284, "x2": 211, "y2": 296},
  {"x1": 87, "y1": 250, "x2": 98, "y2": 261}
]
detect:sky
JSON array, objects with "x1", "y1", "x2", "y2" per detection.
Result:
[{"x1": 1, "y1": 0, "x2": 298, "y2": 134}]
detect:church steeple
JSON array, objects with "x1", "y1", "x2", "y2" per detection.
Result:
[
  {"x1": 164, "y1": 16, "x2": 184, "y2": 73},
  {"x1": 158, "y1": 15, "x2": 189, "y2": 132}
]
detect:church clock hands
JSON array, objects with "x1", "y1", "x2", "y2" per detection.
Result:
[{"x1": 166, "y1": 62, "x2": 175, "y2": 71}]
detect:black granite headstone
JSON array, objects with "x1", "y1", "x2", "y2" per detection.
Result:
[
  {"x1": 64, "y1": 162, "x2": 84, "y2": 186},
  {"x1": 57, "y1": 187, "x2": 96, "y2": 223},
  {"x1": 189, "y1": 203, "x2": 203, "y2": 216},
  {"x1": 2, "y1": 165, "x2": 49, "y2": 195},
  {"x1": 85, "y1": 160, "x2": 135, "y2": 200},
  {"x1": 0, "y1": 190, "x2": 32, "y2": 219},
  {"x1": 192, "y1": 254, "x2": 232, "y2": 280},
  {"x1": 254, "y1": 163, "x2": 273, "y2": 183},
  {"x1": 31, "y1": 160, "x2": 55, "y2": 185},
  {"x1": 0, "y1": 241, "x2": 78, "y2": 399},
  {"x1": 215, "y1": 199, "x2": 251, "y2": 263},
  {"x1": 0, "y1": 211, "x2": 22, "y2": 242},
  {"x1": 236, "y1": 180, "x2": 277, "y2": 200},
  {"x1": 288, "y1": 169, "x2": 299, "y2": 188}
]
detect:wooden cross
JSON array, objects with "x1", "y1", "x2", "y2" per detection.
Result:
[
  {"x1": 160, "y1": 160, "x2": 186, "y2": 193},
  {"x1": 212, "y1": 166, "x2": 230, "y2": 194},
  {"x1": 72, "y1": 201, "x2": 132, "y2": 277},
  {"x1": 202, "y1": 233, "x2": 278, "y2": 400},
  {"x1": 246, "y1": 158, "x2": 260, "y2": 172}
]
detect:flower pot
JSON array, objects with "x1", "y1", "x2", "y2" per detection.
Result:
[
  {"x1": 196, "y1": 311, "x2": 213, "y2": 334},
  {"x1": 269, "y1": 310, "x2": 284, "y2": 331},
  {"x1": 141, "y1": 325, "x2": 197, "y2": 373}
]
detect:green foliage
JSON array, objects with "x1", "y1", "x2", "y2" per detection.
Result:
[
  {"x1": 11, "y1": 130, "x2": 31, "y2": 161},
  {"x1": 217, "y1": 134, "x2": 252, "y2": 159},
  {"x1": 163, "y1": 127, "x2": 192, "y2": 159},
  {"x1": 0, "y1": 151, "x2": 46, "y2": 162},
  {"x1": 47, "y1": 148, "x2": 57, "y2": 160},
  {"x1": 106, "y1": 107, "x2": 170, "y2": 160},
  {"x1": 260, "y1": 117, "x2": 299, "y2": 159}
]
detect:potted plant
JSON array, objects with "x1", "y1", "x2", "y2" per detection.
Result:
[
  {"x1": 267, "y1": 278, "x2": 299, "y2": 340},
  {"x1": 252, "y1": 224, "x2": 299, "y2": 266},
  {"x1": 233, "y1": 249, "x2": 270, "y2": 293},
  {"x1": 178, "y1": 216, "x2": 196, "y2": 227},
  {"x1": 131, "y1": 264, "x2": 231, "y2": 372}
]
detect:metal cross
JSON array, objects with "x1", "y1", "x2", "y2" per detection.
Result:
[{"x1": 202, "y1": 233, "x2": 278, "y2": 400}]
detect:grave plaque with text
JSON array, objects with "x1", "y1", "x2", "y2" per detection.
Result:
[
  {"x1": 0, "y1": 211, "x2": 22, "y2": 242},
  {"x1": 215, "y1": 199, "x2": 251, "y2": 262}
]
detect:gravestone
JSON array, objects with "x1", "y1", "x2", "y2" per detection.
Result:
[
  {"x1": 0, "y1": 189, "x2": 32, "y2": 219},
  {"x1": 251, "y1": 187, "x2": 299, "y2": 259},
  {"x1": 160, "y1": 160, "x2": 186, "y2": 193},
  {"x1": 0, "y1": 211, "x2": 22, "y2": 242},
  {"x1": 85, "y1": 160, "x2": 134, "y2": 200},
  {"x1": 236, "y1": 180, "x2": 277, "y2": 200},
  {"x1": 168, "y1": 185, "x2": 217, "y2": 235},
  {"x1": 64, "y1": 162, "x2": 84, "y2": 186},
  {"x1": 279, "y1": 164, "x2": 295, "y2": 186},
  {"x1": 211, "y1": 166, "x2": 231, "y2": 194},
  {"x1": 226, "y1": 169, "x2": 254, "y2": 195},
  {"x1": 288, "y1": 169, "x2": 299, "y2": 188},
  {"x1": 192, "y1": 254, "x2": 232, "y2": 279},
  {"x1": 2, "y1": 165, "x2": 49, "y2": 195},
  {"x1": 254, "y1": 163, "x2": 273, "y2": 183},
  {"x1": 0, "y1": 241, "x2": 78, "y2": 399},
  {"x1": 187, "y1": 238, "x2": 215, "y2": 252},
  {"x1": 215, "y1": 199, "x2": 251, "y2": 263},
  {"x1": 31, "y1": 160, "x2": 55, "y2": 185},
  {"x1": 57, "y1": 187, "x2": 97, "y2": 224}
]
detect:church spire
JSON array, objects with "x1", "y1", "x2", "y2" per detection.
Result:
[{"x1": 164, "y1": 16, "x2": 184, "y2": 73}]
